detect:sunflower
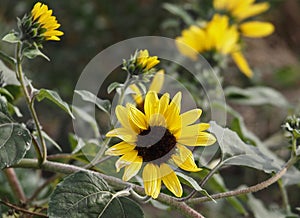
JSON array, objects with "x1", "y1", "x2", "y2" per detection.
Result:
[
  {"x1": 213, "y1": 0, "x2": 274, "y2": 38},
  {"x1": 105, "y1": 91, "x2": 216, "y2": 198},
  {"x1": 30, "y1": 2, "x2": 64, "y2": 41},
  {"x1": 136, "y1": 50, "x2": 160, "y2": 71},
  {"x1": 176, "y1": 14, "x2": 253, "y2": 77}
]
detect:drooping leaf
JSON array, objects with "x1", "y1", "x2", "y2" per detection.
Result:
[
  {"x1": 163, "y1": 3, "x2": 194, "y2": 25},
  {"x1": 107, "y1": 82, "x2": 123, "y2": 94},
  {"x1": 225, "y1": 86, "x2": 289, "y2": 108},
  {"x1": 36, "y1": 89, "x2": 74, "y2": 119},
  {"x1": 209, "y1": 121, "x2": 281, "y2": 173},
  {"x1": 75, "y1": 90, "x2": 111, "y2": 113},
  {"x1": 23, "y1": 46, "x2": 50, "y2": 61},
  {"x1": 48, "y1": 171, "x2": 143, "y2": 218},
  {"x1": 0, "y1": 113, "x2": 31, "y2": 169},
  {"x1": 176, "y1": 172, "x2": 215, "y2": 202},
  {"x1": 0, "y1": 87, "x2": 14, "y2": 100}
]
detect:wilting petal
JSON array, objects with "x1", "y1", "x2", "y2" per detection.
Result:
[
  {"x1": 231, "y1": 51, "x2": 253, "y2": 78},
  {"x1": 172, "y1": 144, "x2": 201, "y2": 172},
  {"x1": 180, "y1": 109, "x2": 202, "y2": 127},
  {"x1": 240, "y1": 21, "x2": 274, "y2": 38},
  {"x1": 115, "y1": 150, "x2": 138, "y2": 172},
  {"x1": 122, "y1": 156, "x2": 143, "y2": 181},
  {"x1": 160, "y1": 163, "x2": 182, "y2": 197},
  {"x1": 105, "y1": 141, "x2": 135, "y2": 156},
  {"x1": 143, "y1": 163, "x2": 161, "y2": 199}
]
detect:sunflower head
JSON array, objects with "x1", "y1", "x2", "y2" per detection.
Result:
[
  {"x1": 17, "y1": 2, "x2": 63, "y2": 45},
  {"x1": 105, "y1": 91, "x2": 216, "y2": 198},
  {"x1": 122, "y1": 49, "x2": 160, "y2": 75}
]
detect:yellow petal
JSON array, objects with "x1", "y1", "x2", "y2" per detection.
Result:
[
  {"x1": 240, "y1": 21, "x2": 274, "y2": 38},
  {"x1": 165, "y1": 92, "x2": 182, "y2": 131},
  {"x1": 178, "y1": 132, "x2": 216, "y2": 146},
  {"x1": 160, "y1": 163, "x2": 182, "y2": 197},
  {"x1": 235, "y1": 3, "x2": 270, "y2": 21},
  {"x1": 179, "y1": 123, "x2": 211, "y2": 139},
  {"x1": 172, "y1": 144, "x2": 201, "y2": 172},
  {"x1": 105, "y1": 141, "x2": 135, "y2": 156},
  {"x1": 143, "y1": 163, "x2": 161, "y2": 199},
  {"x1": 115, "y1": 150, "x2": 138, "y2": 172},
  {"x1": 149, "y1": 70, "x2": 165, "y2": 93},
  {"x1": 128, "y1": 104, "x2": 148, "y2": 130},
  {"x1": 180, "y1": 109, "x2": 202, "y2": 127},
  {"x1": 106, "y1": 128, "x2": 136, "y2": 143},
  {"x1": 144, "y1": 91, "x2": 159, "y2": 119},
  {"x1": 129, "y1": 84, "x2": 143, "y2": 105},
  {"x1": 123, "y1": 156, "x2": 143, "y2": 181},
  {"x1": 231, "y1": 51, "x2": 253, "y2": 78}
]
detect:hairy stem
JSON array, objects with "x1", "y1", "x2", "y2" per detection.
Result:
[
  {"x1": 187, "y1": 157, "x2": 296, "y2": 204},
  {"x1": 3, "y1": 168, "x2": 26, "y2": 203},
  {"x1": 15, "y1": 42, "x2": 46, "y2": 164},
  {"x1": 13, "y1": 158, "x2": 205, "y2": 218}
]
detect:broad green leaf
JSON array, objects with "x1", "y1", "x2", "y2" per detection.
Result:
[
  {"x1": 176, "y1": 172, "x2": 215, "y2": 202},
  {"x1": 209, "y1": 121, "x2": 280, "y2": 173},
  {"x1": 23, "y1": 46, "x2": 50, "y2": 61},
  {"x1": 225, "y1": 86, "x2": 289, "y2": 108},
  {"x1": 0, "y1": 113, "x2": 31, "y2": 169},
  {"x1": 36, "y1": 89, "x2": 74, "y2": 119},
  {"x1": 107, "y1": 82, "x2": 123, "y2": 94},
  {"x1": 48, "y1": 171, "x2": 143, "y2": 218},
  {"x1": 2, "y1": 33, "x2": 19, "y2": 44},
  {"x1": 75, "y1": 90, "x2": 111, "y2": 113},
  {"x1": 163, "y1": 3, "x2": 194, "y2": 25}
]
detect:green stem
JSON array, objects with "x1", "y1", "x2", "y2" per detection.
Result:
[
  {"x1": 15, "y1": 42, "x2": 46, "y2": 164},
  {"x1": 278, "y1": 179, "x2": 291, "y2": 214},
  {"x1": 187, "y1": 157, "x2": 297, "y2": 204},
  {"x1": 13, "y1": 158, "x2": 205, "y2": 218}
]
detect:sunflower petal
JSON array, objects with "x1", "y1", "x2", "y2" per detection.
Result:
[
  {"x1": 115, "y1": 150, "x2": 138, "y2": 172},
  {"x1": 149, "y1": 70, "x2": 165, "y2": 93},
  {"x1": 179, "y1": 123, "x2": 210, "y2": 139},
  {"x1": 240, "y1": 21, "x2": 274, "y2": 38},
  {"x1": 231, "y1": 51, "x2": 253, "y2": 78},
  {"x1": 172, "y1": 144, "x2": 201, "y2": 172},
  {"x1": 236, "y1": 3, "x2": 270, "y2": 21},
  {"x1": 178, "y1": 132, "x2": 216, "y2": 146},
  {"x1": 105, "y1": 141, "x2": 135, "y2": 156},
  {"x1": 128, "y1": 104, "x2": 148, "y2": 130},
  {"x1": 180, "y1": 109, "x2": 202, "y2": 127},
  {"x1": 144, "y1": 91, "x2": 159, "y2": 119},
  {"x1": 129, "y1": 84, "x2": 143, "y2": 105},
  {"x1": 122, "y1": 156, "x2": 143, "y2": 181},
  {"x1": 143, "y1": 163, "x2": 161, "y2": 199},
  {"x1": 160, "y1": 163, "x2": 183, "y2": 197},
  {"x1": 106, "y1": 128, "x2": 136, "y2": 143}
]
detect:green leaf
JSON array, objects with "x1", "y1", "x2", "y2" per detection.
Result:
[
  {"x1": 176, "y1": 172, "x2": 215, "y2": 202},
  {"x1": 163, "y1": 3, "x2": 194, "y2": 25},
  {"x1": 23, "y1": 46, "x2": 50, "y2": 61},
  {"x1": 107, "y1": 82, "x2": 123, "y2": 94},
  {"x1": 36, "y1": 89, "x2": 75, "y2": 119},
  {"x1": 225, "y1": 86, "x2": 290, "y2": 108},
  {"x1": 209, "y1": 121, "x2": 280, "y2": 173},
  {"x1": 0, "y1": 113, "x2": 31, "y2": 169},
  {"x1": 41, "y1": 131, "x2": 62, "y2": 152},
  {"x1": 0, "y1": 51, "x2": 16, "y2": 66},
  {"x1": 2, "y1": 33, "x2": 19, "y2": 44},
  {"x1": 48, "y1": 171, "x2": 143, "y2": 218},
  {"x1": 0, "y1": 88, "x2": 14, "y2": 101},
  {"x1": 75, "y1": 90, "x2": 111, "y2": 113}
]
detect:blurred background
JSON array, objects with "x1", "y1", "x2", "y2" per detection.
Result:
[{"x1": 0, "y1": 0, "x2": 300, "y2": 217}]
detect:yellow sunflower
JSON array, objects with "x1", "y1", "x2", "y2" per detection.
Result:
[
  {"x1": 136, "y1": 50, "x2": 160, "y2": 71},
  {"x1": 176, "y1": 14, "x2": 253, "y2": 77},
  {"x1": 213, "y1": 0, "x2": 274, "y2": 38},
  {"x1": 31, "y1": 2, "x2": 64, "y2": 41},
  {"x1": 105, "y1": 91, "x2": 216, "y2": 198}
]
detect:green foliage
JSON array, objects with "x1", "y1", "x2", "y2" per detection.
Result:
[
  {"x1": 0, "y1": 98, "x2": 31, "y2": 169},
  {"x1": 48, "y1": 171, "x2": 143, "y2": 218},
  {"x1": 36, "y1": 89, "x2": 75, "y2": 119}
]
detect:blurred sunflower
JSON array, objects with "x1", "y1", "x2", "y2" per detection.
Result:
[
  {"x1": 213, "y1": 0, "x2": 274, "y2": 38},
  {"x1": 105, "y1": 91, "x2": 216, "y2": 198},
  {"x1": 18, "y1": 2, "x2": 63, "y2": 44},
  {"x1": 176, "y1": 14, "x2": 253, "y2": 77}
]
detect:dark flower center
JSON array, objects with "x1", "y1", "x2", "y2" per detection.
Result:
[{"x1": 135, "y1": 126, "x2": 177, "y2": 163}]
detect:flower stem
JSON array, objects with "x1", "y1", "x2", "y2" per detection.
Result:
[
  {"x1": 15, "y1": 42, "x2": 46, "y2": 164},
  {"x1": 3, "y1": 168, "x2": 26, "y2": 203}
]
